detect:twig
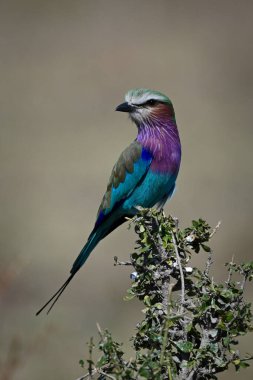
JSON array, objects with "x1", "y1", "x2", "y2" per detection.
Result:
[
  {"x1": 160, "y1": 283, "x2": 175, "y2": 367},
  {"x1": 204, "y1": 253, "x2": 213, "y2": 277},
  {"x1": 96, "y1": 323, "x2": 103, "y2": 339},
  {"x1": 162, "y1": 279, "x2": 170, "y2": 310},
  {"x1": 113, "y1": 256, "x2": 132, "y2": 266},
  {"x1": 210, "y1": 221, "x2": 221, "y2": 238},
  {"x1": 88, "y1": 337, "x2": 94, "y2": 377},
  {"x1": 225, "y1": 256, "x2": 234, "y2": 286},
  {"x1": 168, "y1": 365, "x2": 173, "y2": 380},
  {"x1": 75, "y1": 367, "x2": 117, "y2": 380},
  {"x1": 74, "y1": 369, "x2": 97, "y2": 380},
  {"x1": 146, "y1": 224, "x2": 167, "y2": 260},
  {"x1": 187, "y1": 369, "x2": 195, "y2": 380},
  {"x1": 241, "y1": 355, "x2": 253, "y2": 362},
  {"x1": 149, "y1": 217, "x2": 171, "y2": 310},
  {"x1": 97, "y1": 368, "x2": 116, "y2": 380},
  {"x1": 171, "y1": 230, "x2": 185, "y2": 314},
  {"x1": 241, "y1": 275, "x2": 247, "y2": 290}
]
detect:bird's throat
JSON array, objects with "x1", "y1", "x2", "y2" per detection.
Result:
[{"x1": 136, "y1": 117, "x2": 181, "y2": 174}]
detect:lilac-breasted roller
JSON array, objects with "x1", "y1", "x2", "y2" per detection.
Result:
[{"x1": 36, "y1": 88, "x2": 181, "y2": 315}]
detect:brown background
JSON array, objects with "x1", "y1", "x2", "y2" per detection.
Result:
[{"x1": 0, "y1": 1, "x2": 253, "y2": 379}]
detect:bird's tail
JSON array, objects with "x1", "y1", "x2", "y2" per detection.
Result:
[{"x1": 36, "y1": 230, "x2": 102, "y2": 316}]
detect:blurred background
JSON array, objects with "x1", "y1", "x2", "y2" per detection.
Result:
[{"x1": 0, "y1": 0, "x2": 252, "y2": 379}]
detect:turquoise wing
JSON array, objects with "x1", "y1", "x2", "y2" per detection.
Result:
[{"x1": 95, "y1": 141, "x2": 152, "y2": 227}]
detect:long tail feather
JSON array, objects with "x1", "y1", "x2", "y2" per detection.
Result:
[
  {"x1": 36, "y1": 230, "x2": 102, "y2": 316},
  {"x1": 36, "y1": 274, "x2": 74, "y2": 315},
  {"x1": 36, "y1": 211, "x2": 127, "y2": 316},
  {"x1": 70, "y1": 231, "x2": 100, "y2": 274}
]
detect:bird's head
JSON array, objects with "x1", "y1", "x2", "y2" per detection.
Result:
[{"x1": 116, "y1": 88, "x2": 175, "y2": 126}]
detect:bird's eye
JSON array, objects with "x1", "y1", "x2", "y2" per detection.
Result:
[{"x1": 146, "y1": 99, "x2": 156, "y2": 106}]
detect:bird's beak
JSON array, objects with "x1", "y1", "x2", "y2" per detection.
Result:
[{"x1": 115, "y1": 102, "x2": 134, "y2": 113}]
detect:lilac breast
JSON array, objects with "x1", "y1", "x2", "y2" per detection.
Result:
[{"x1": 137, "y1": 122, "x2": 181, "y2": 175}]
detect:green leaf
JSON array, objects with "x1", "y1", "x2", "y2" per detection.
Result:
[
  {"x1": 224, "y1": 311, "x2": 234, "y2": 322},
  {"x1": 154, "y1": 302, "x2": 163, "y2": 310},
  {"x1": 201, "y1": 244, "x2": 211, "y2": 252},
  {"x1": 144, "y1": 295, "x2": 151, "y2": 307},
  {"x1": 139, "y1": 225, "x2": 145, "y2": 233},
  {"x1": 175, "y1": 341, "x2": 194, "y2": 353},
  {"x1": 209, "y1": 329, "x2": 218, "y2": 338},
  {"x1": 97, "y1": 356, "x2": 107, "y2": 367}
]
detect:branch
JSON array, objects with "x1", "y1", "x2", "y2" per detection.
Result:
[
  {"x1": 97, "y1": 369, "x2": 116, "y2": 380},
  {"x1": 160, "y1": 283, "x2": 175, "y2": 372},
  {"x1": 146, "y1": 223, "x2": 167, "y2": 260},
  {"x1": 75, "y1": 367, "x2": 116, "y2": 380},
  {"x1": 171, "y1": 229, "x2": 185, "y2": 314},
  {"x1": 114, "y1": 256, "x2": 132, "y2": 266},
  {"x1": 74, "y1": 369, "x2": 97, "y2": 380},
  {"x1": 225, "y1": 256, "x2": 234, "y2": 286},
  {"x1": 204, "y1": 253, "x2": 213, "y2": 277},
  {"x1": 210, "y1": 221, "x2": 221, "y2": 238}
]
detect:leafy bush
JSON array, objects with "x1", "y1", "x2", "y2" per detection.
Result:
[{"x1": 78, "y1": 209, "x2": 253, "y2": 380}]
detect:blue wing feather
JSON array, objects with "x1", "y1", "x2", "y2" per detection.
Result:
[
  {"x1": 95, "y1": 145, "x2": 152, "y2": 227},
  {"x1": 110, "y1": 151, "x2": 152, "y2": 211}
]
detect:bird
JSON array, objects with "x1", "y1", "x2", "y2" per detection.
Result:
[{"x1": 36, "y1": 88, "x2": 181, "y2": 315}]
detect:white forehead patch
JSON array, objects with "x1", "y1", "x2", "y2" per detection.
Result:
[{"x1": 125, "y1": 89, "x2": 166, "y2": 105}]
